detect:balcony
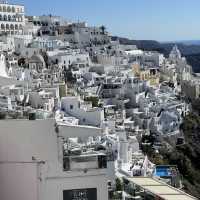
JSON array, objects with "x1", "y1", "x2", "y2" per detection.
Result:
[{"x1": 63, "y1": 153, "x2": 107, "y2": 172}]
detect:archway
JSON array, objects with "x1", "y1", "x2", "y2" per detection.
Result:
[
  {"x1": 3, "y1": 15, "x2": 7, "y2": 21},
  {"x1": 12, "y1": 7, "x2": 15, "y2": 13},
  {"x1": 10, "y1": 24, "x2": 14, "y2": 30},
  {"x1": 6, "y1": 24, "x2": 9, "y2": 30},
  {"x1": 1, "y1": 24, "x2": 5, "y2": 29},
  {"x1": 8, "y1": 15, "x2": 11, "y2": 21},
  {"x1": 7, "y1": 6, "x2": 11, "y2": 12},
  {"x1": 3, "y1": 6, "x2": 6, "y2": 12}
]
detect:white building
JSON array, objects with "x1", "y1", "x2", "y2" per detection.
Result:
[
  {"x1": 182, "y1": 79, "x2": 200, "y2": 101},
  {"x1": 0, "y1": 94, "x2": 12, "y2": 110},
  {"x1": 169, "y1": 45, "x2": 182, "y2": 61},
  {"x1": 96, "y1": 54, "x2": 128, "y2": 66},
  {"x1": 0, "y1": 53, "x2": 8, "y2": 77},
  {"x1": 48, "y1": 49, "x2": 90, "y2": 69},
  {"x1": 61, "y1": 96, "x2": 104, "y2": 127},
  {"x1": 30, "y1": 37, "x2": 68, "y2": 50},
  {"x1": 0, "y1": 119, "x2": 108, "y2": 200},
  {"x1": 0, "y1": 2, "x2": 25, "y2": 35}
]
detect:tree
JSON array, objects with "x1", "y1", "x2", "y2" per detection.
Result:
[
  {"x1": 115, "y1": 178, "x2": 123, "y2": 191},
  {"x1": 40, "y1": 51, "x2": 49, "y2": 67},
  {"x1": 63, "y1": 66, "x2": 76, "y2": 84},
  {"x1": 192, "y1": 98, "x2": 200, "y2": 115},
  {"x1": 159, "y1": 113, "x2": 200, "y2": 198},
  {"x1": 18, "y1": 57, "x2": 26, "y2": 67},
  {"x1": 59, "y1": 84, "x2": 67, "y2": 98},
  {"x1": 84, "y1": 96, "x2": 99, "y2": 107}
]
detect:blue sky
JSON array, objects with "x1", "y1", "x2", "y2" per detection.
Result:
[{"x1": 12, "y1": 0, "x2": 200, "y2": 41}]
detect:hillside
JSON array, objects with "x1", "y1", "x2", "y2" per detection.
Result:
[
  {"x1": 141, "y1": 109, "x2": 200, "y2": 198},
  {"x1": 185, "y1": 54, "x2": 200, "y2": 73},
  {"x1": 112, "y1": 36, "x2": 200, "y2": 72},
  {"x1": 161, "y1": 113, "x2": 200, "y2": 198}
]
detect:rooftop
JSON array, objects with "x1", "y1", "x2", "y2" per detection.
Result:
[{"x1": 127, "y1": 177, "x2": 197, "y2": 200}]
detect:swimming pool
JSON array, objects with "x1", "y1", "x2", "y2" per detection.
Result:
[{"x1": 154, "y1": 166, "x2": 173, "y2": 177}]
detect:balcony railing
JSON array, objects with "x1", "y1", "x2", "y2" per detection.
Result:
[{"x1": 63, "y1": 154, "x2": 107, "y2": 171}]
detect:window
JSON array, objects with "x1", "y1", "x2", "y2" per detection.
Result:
[
  {"x1": 3, "y1": 6, "x2": 6, "y2": 12},
  {"x1": 8, "y1": 15, "x2": 11, "y2": 21},
  {"x1": 12, "y1": 7, "x2": 15, "y2": 13},
  {"x1": 7, "y1": 6, "x2": 11, "y2": 12},
  {"x1": 3, "y1": 15, "x2": 7, "y2": 21},
  {"x1": 1, "y1": 24, "x2": 5, "y2": 29},
  {"x1": 70, "y1": 105, "x2": 73, "y2": 110},
  {"x1": 10, "y1": 24, "x2": 14, "y2": 30},
  {"x1": 12, "y1": 15, "x2": 16, "y2": 21}
]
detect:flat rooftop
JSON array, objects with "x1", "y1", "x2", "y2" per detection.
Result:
[{"x1": 127, "y1": 177, "x2": 197, "y2": 200}]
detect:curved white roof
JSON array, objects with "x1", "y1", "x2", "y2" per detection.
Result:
[{"x1": 125, "y1": 49, "x2": 144, "y2": 55}]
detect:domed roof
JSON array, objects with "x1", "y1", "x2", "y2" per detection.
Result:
[{"x1": 29, "y1": 54, "x2": 45, "y2": 66}]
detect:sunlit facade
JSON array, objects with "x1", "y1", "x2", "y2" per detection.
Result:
[{"x1": 0, "y1": 2, "x2": 25, "y2": 35}]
